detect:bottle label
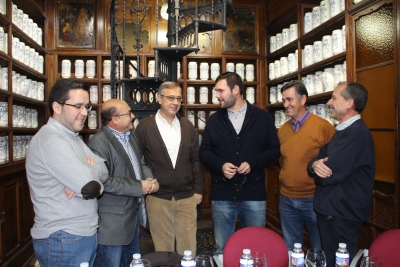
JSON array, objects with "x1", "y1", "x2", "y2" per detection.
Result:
[
  {"x1": 335, "y1": 256, "x2": 349, "y2": 266},
  {"x1": 181, "y1": 261, "x2": 195, "y2": 267},
  {"x1": 291, "y1": 257, "x2": 304, "y2": 267},
  {"x1": 240, "y1": 259, "x2": 254, "y2": 267}
]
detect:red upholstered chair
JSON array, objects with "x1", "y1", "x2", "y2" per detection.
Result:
[
  {"x1": 223, "y1": 226, "x2": 288, "y2": 267},
  {"x1": 368, "y1": 229, "x2": 400, "y2": 266}
]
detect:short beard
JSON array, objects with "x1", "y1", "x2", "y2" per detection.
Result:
[{"x1": 220, "y1": 94, "x2": 236, "y2": 109}]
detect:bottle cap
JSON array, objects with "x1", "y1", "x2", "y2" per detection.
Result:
[
  {"x1": 339, "y1": 243, "x2": 346, "y2": 248},
  {"x1": 243, "y1": 249, "x2": 251, "y2": 254},
  {"x1": 184, "y1": 250, "x2": 192, "y2": 256},
  {"x1": 294, "y1": 243, "x2": 302, "y2": 248},
  {"x1": 133, "y1": 253, "x2": 141, "y2": 259}
]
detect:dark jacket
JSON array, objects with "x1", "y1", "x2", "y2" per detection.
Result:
[
  {"x1": 308, "y1": 119, "x2": 375, "y2": 222},
  {"x1": 134, "y1": 115, "x2": 204, "y2": 200},
  {"x1": 87, "y1": 126, "x2": 152, "y2": 245},
  {"x1": 199, "y1": 101, "x2": 280, "y2": 201}
]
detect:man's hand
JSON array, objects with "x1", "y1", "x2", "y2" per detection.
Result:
[
  {"x1": 148, "y1": 178, "x2": 159, "y2": 194},
  {"x1": 194, "y1": 193, "x2": 203, "y2": 205},
  {"x1": 87, "y1": 156, "x2": 95, "y2": 166},
  {"x1": 141, "y1": 178, "x2": 158, "y2": 195},
  {"x1": 237, "y1": 162, "x2": 251, "y2": 174},
  {"x1": 312, "y1": 157, "x2": 332, "y2": 178},
  {"x1": 64, "y1": 188, "x2": 76, "y2": 199},
  {"x1": 222, "y1": 163, "x2": 238, "y2": 179}
]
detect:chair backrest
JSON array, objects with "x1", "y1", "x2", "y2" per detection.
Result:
[
  {"x1": 223, "y1": 226, "x2": 288, "y2": 267},
  {"x1": 368, "y1": 229, "x2": 400, "y2": 266}
]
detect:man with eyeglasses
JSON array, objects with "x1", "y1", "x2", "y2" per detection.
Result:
[
  {"x1": 135, "y1": 81, "x2": 204, "y2": 255},
  {"x1": 26, "y1": 79, "x2": 109, "y2": 266},
  {"x1": 87, "y1": 99, "x2": 158, "y2": 267},
  {"x1": 199, "y1": 72, "x2": 280, "y2": 255}
]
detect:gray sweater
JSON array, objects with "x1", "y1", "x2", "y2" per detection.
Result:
[{"x1": 26, "y1": 118, "x2": 109, "y2": 239}]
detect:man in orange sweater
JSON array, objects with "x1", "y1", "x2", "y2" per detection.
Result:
[{"x1": 278, "y1": 81, "x2": 335, "y2": 251}]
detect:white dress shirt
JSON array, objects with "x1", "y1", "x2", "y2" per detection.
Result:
[{"x1": 155, "y1": 110, "x2": 181, "y2": 168}]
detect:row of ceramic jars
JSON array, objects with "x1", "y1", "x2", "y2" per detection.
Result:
[
  {"x1": 89, "y1": 85, "x2": 112, "y2": 104},
  {"x1": 304, "y1": 0, "x2": 345, "y2": 34},
  {"x1": 13, "y1": 135, "x2": 33, "y2": 160},
  {"x1": 269, "y1": 61, "x2": 346, "y2": 104},
  {"x1": 270, "y1": 23, "x2": 298, "y2": 53},
  {"x1": 187, "y1": 86, "x2": 255, "y2": 105},
  {"x1": 62, "y1": 59, "x2": 96, "y2": 79},
  {"x1": 303, "y1": 26, "x2": 346, "y2": 67},
  {"x1": 301, "y1": 61, "x2": 347, "y2": 94},
  {"x1": 12, "y1": 105, "x2": 38, "y2": 128},
  {"x1": 269, "y1": 50, "x2": 298, "y2": 80},
  {"x1": 12, "y1": 36, "x2": 44, "y2": 73},
  {"x1": 0, "y1": 101, "x2": 7, "y2": 126},
  {"x1": 226, "y1": 63, "x2": 255, "y2": 82},
  {"x1": 188, "y1": 62, "x2": 221, "y2": 81},
  {"x1": 10, "y1": 70, "x2": 45, "y2": 101},
  {"x1": 12, "y1": 4, "x2": 43, "y2": 46},
  {"x1": 187, "y1": 110, "x2": 213, "y2": 130}
]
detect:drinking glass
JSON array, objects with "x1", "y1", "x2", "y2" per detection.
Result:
[
  {"x1": 253, "y1": 252, "x2": 267, "y2": 267},
  {"x1": 360, "y1": 256, "x2": 382, "y2": 267},
  {"x1": 195, "y1": 255, "x2": 214, "y2": 267},
  {"x1": 141, "y1": 259, "x2": 151, "y2": 267},
  {"x1": 305, "y1": 249, "x2": 326, "y2": 267}
]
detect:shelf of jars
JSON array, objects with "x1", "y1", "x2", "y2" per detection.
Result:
[{"x1": 12, "y1": 0, "x2": 47, "y2": 24}]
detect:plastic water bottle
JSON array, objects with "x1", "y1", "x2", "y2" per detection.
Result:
[
  {"x1": 290, "y1": 243, "x2": 304, "y2": 267},
  {"x1": 80, "y1": 263, "x2": 89, "y2": 267},
  {"x1": 240, "y1": 249, "x2": 254, "y2": 267},
  {"x1": 130, "y1": 253, "x2": 144, "y2": 267},
  {"x1": 181, "y1": 250, "x2": 195, "y2": 267},
  {"x1": 335, "y1": 243, "x2": 349, "y2": 267}
]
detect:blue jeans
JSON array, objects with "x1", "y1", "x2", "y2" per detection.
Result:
[
  {"x1": 94, "y1": 221, "x2": 140, "y2": 267},
  {"x1": 33, "y1": 230, "x2": 97, "y2": 267},
  {"x1": 279, "y1": 194, "x2": 321, "y2": 250},
  {"x1": 211, "y1": 200, "x2": 266, "y2": 254}
]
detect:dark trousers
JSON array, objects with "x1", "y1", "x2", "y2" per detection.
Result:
[{"x1": 317, "y1": 214, "x2": 362, "y2": 267}]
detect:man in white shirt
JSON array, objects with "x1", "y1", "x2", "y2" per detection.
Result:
[{"x1": 135, "y1": 81, "x2": 204, "y2": 255}]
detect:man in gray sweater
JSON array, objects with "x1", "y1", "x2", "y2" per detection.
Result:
[{"x1": 26, "y1": 80, "x2": 109, "y2": 267}]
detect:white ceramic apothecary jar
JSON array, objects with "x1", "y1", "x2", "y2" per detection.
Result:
[
  {"x1": 246, "y1": 87, "x2": 255, "y2": 104},
  {"x1": 90, "y1": 85, "x2": 98, "y2": 104},
  {"x1": 210, "y1": 63, "x2": 220, "y2": 81},
  {"x1": 61, "y1": 59, "x2": 71, "y2": 79},
  {"x1": 199, "y1": 62, "x2": 209, "y2": 80},
  {"x1": 199, "y1": 87, "x2": 209, "y2": 104},
  {"x1": 188, "y1": 61, "x2": 198, "y2": 80},
  {"x1": 187, "y1": 86, "x2": 195, "y2": 104},
  {"x1": 103, "y1": 60, "x2": 111, "y2": 78},
  {"x1": 88, "y1": 110, "x2": 97, "y2": 129},
  {"x1": 86, "y1": 60, "x2": 96, "y2": 78},
  {"x1": 103, "y1": 85, "x2": 112, "y2": 102},
  {"x1": 245, "y1": 64, "x2": 254, "y2": 82},
  {"x1": 75, "y1": 59, "x2": 84, "y2": 78}
]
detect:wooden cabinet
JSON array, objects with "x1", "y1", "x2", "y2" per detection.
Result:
[
  {"x1": 264, "y1": 0, "x2": 399, "y2": 248},
  {"x1": 0, "y1": 0, "x2": 46, "y2": 265}
]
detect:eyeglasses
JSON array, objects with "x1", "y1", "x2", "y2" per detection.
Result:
[
  {"x1": 223, "y1": 175, "x2": 247, "y2": 192},
  {"x1": 160, "y1": 94, "x2": 183, "y2": 103},
  {"x1": 115, "y1": 110, "x2": 134, "y2": 117},
  {"x1": 58, "y1": 102, "x2": 92, "y2": 111}
]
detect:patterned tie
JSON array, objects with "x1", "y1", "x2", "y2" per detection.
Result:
[{"x1": 123, "y1": 133, "x2": 148, "y2": 229}]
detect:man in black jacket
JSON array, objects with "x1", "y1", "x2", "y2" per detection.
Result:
[
  {"x1": 199, "y1": 72, "x2": 280, "y2": 254},
  {"x1": 308, "y1": 82, "x2": 375, "y2": 267}
]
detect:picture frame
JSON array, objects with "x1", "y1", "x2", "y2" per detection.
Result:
[
  {"x1": 223, "y1": 8, "x2": 257, "y2": 54},
  {"x1": 57, "y1": 0, "x2": 96, "y2": 48}
]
